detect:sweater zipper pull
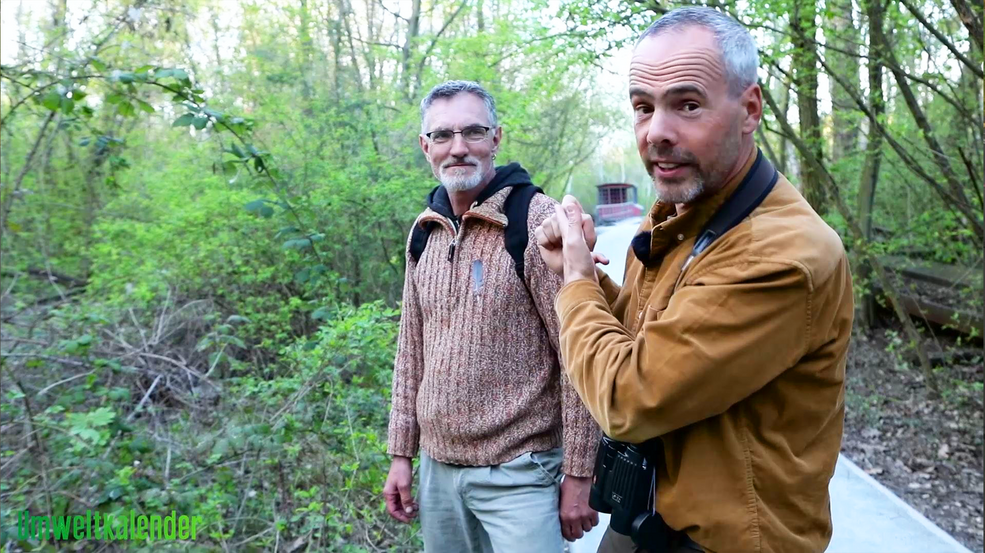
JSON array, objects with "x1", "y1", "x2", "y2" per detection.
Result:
[{"x1": 447, "y1": 239, "x2": 457, "y2": 261}]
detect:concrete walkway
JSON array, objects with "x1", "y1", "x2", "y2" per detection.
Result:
[{"x1": 567, "y1": 218, "x2": 971, "y2": 553}]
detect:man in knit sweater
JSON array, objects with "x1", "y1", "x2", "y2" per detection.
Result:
[{"x1": 383, "y1": 80, "x2": 601, "y2": 552}]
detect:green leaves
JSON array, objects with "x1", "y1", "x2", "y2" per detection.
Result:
[
  {"x1": 116, "y1": 101, "x2": 134, "y2": 117},
  {"x1": 229, "y1": 142, "x2": 247, "y2": 159},
  {"x1": 275, "y1": 226, "x2": 300, "y2": 238},
  {"x1": 65, "y1": 407, "x2": 116, "y2": 451},
  {"x1": 172, "y1": 113, "x2": 196, "y2": 127},
  {"x1": 172, "y1": 110, "x2": 224, "y2": 130},
  {"x1": 39, "y1": 85, "x2": 76, "y2": 114},
  {"x1": 282, "y1": 238, "x2": 313, "y2": 250},
  {"x1": 42, "y1": 89, "x2": 62, "y2": 111},
  {"x1": 135, "y1": 99, "x2": 155, "y2": 113},
  {"x1": 60, "y1": 334, "x2": 94, "y2": 355},
  {"x1": 245, "y1": 199, "x2": 275, "y2": 218},
  {"x1": 105, "y1": 92, "x2": 126, "y2": 104},
  {"x1": 153, "y1": 67, "x2": 190, "y2": 84},
  {"x1": 282, "y1": 233, "x2": 324, "y2": 251},
  {"x1": 311, "y1": 306, "x2": 334, "y2": 321},
  {"x1": 112, "y1": 70, "x2": 136, "y2": 84},
  {"x1": 85, "y1": 135, "x2": 124, "y2": 154}
]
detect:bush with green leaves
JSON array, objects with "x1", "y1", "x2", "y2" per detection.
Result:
[{"x1": 1, "y1": 300, "x2": 418, "y2": 551}]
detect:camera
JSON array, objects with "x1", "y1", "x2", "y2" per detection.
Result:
[{"x1": 589, "y1": 435, "x2": 675, "y2": 550}]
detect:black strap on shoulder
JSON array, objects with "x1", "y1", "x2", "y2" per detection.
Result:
[
  {"x1": 627, "y1": 150, "x2": 779, "y2": 533},
  {"x1": 408, "y1": 221, "x2": 436, "y2": 263},
  {"x1": 503, "y1": 184, "x2": 543, "y2": 281},
  {"x1": 685, "y1": 149, "x2": 778, "y2": 267},
  {"x1": 407, "y1": 185, "x2": 543, "y2": 280}
]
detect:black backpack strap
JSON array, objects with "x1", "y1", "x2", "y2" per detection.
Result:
[
  {"x1": 503, "y1": 184, "x2": 543, "y2": 281},
  {"x1": 408, "y1": 221, "x2": 436, "y2": 263},
  {"x1": 684, "y1": 149, "x2": 778, "y2": 269},
  {"x1": 410, "y1": 185, "x2": 543, "y2": 278}
]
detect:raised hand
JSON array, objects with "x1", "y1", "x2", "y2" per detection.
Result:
[{"x1": 536, "y1": 195, "x2": 608, "y2": 279}]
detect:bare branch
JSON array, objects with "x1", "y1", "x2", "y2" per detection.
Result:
[
  {"x1": 897, "y1": 0, "x2": 982, "y2": 79},
  {"x1": 412, "y1": 0, "x2": 469, "y2": 98}
]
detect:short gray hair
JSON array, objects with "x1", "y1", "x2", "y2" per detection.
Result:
[
  {"x1": 638, "y1": 7, "x2": 759, "y2": 98},
  {"x1": 420, "y1": 80, "x2": 498, "y2": 133}
]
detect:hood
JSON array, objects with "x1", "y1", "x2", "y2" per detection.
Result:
[{"x1": 424, "y1": 162, "x2": 534, "y2": 219}]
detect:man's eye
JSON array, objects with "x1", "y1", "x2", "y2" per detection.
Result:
[
  {"x1": 463, "y1": 127, "x2": 488, "y2": 140},
  {"x1": 431, "y1": 131, "x2": 453, "y2": 141},
  {"x1": 634, "y1": 105, "x2": 652, "y2": 114},
  {"x1": 682, "y1": 102, "x2": 700, "y2": 112}
]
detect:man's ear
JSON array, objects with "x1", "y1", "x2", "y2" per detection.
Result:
[
  {"x1": 419, "y1": 134, "x2": 430, "y2": 161},
  {"x1": 741, "y1": 84, "x2": 763, "y2": 134},
  {"x1": 492, "y1": 126, "x2": 502, "y2": 152}
]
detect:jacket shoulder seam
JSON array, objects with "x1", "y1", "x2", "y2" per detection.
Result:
[
  {"x1": 683, "y1": 257, "x2": 815, "y2": 356},
  {"x1": 684, "y1": 257, "x2": 814, "y2": 289}
]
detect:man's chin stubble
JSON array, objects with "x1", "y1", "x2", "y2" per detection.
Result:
[{"x1": 653, "y1": 178, "x2": 705, "y2": 205}]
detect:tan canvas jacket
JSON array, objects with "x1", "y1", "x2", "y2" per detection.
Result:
[{"x1": 555, "y1": 149, "x2": 854, "y2": 552}]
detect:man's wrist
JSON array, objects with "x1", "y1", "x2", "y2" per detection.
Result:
[{"x1": 563, "y1": 269, "x2": 598, "y2": 286}]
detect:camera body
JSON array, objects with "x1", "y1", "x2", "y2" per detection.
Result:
[{"x1": 589, "y1": 435, "x2": 675, "y2": 550}]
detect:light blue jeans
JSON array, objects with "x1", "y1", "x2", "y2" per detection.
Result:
[{"x1": 418, "y1": 448, "x2": 565, "y2": 553}]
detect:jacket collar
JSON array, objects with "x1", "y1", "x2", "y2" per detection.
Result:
[
  {"x1": 419, "y1": 187, "x2": 511, "y2": 229},
  {"x1": 633, "y1": 146, "x2": 759, "y2": 265},
  {"x1": 418, "y1": 162, "x2": 533, "y2": 230}
]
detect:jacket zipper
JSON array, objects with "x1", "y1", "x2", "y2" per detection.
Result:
[
  {"x1": 446, "y1": 216, "x2": 461, "y2": 261},
  {"x1": 446, "y1": 206, "x2": 503, "y2": 262}
]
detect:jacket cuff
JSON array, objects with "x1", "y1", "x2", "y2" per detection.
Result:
[
  {"x1": 386, "y1": 419, "x2": 420, "y2": 458},
  {"x1": 597, "y1": 269, "x2": 621, "y2": 305},
  {"x1": 555, "y1": 279, "x2": 610, "y2": 323},
  {"x1": 562, "y1": 432, "x2": 600, "y2": 477}
]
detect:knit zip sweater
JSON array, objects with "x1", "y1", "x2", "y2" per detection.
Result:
[{"x1": 386, "y1": 180, "x2": 599, "y2": 477}]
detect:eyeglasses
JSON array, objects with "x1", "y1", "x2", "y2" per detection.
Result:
[{"x1": 425, "y1": 125, "x2": 492, "y2": 144}]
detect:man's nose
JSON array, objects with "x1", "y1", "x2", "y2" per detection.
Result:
[
  {"x1": 646, "y1": 110, "x2": 678, "y2": 147},
  {"x1": 448, "y1": 133, "x2": 469, "y2": 157}
]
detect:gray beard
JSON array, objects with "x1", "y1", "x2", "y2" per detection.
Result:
[
  {"x1": 440, "y1": 157, "x2": 487, "y2": 191},
  {"x1": 441, "y1": 169, "x2": 484, "y2": 192},
  {"x1": 654, "y1": 175, "x2": 706, "y2": 204}
]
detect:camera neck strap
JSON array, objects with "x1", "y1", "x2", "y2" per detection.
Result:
[{"x1": 681, "y1": 148, "x2": 778, "y2": 273}]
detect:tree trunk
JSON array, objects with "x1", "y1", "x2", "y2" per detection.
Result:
[
  {"x1": 778, "y1": 77, "x2": 790, "y2": 174},
  {"x1": 331, "y1": 3, "x2": 343, "y2": 101},
  {"x1": 951, "y1": 0, "x2": 983, "y2": 53},
  {"x1": 790, "y1": 0, "x2": 827, "y2": 214},
  {"x1": 400, "y1": 0, "x2": 422, "y2": 100},
  {"x1": 0, "y1": 113, "x2": 55, "y2": 237},
  {"x1": 826, "y1": 0, "x2": 860, "y2": 162},
  {"x1": 362, "y1": 0, "x2": 379, "y2": 91},
  {"x1": 857, "y1": 0, "x2": 886, "y2": 330},
  {"x1": 299, "y1": 0, "x2": 315, "y2": 105}
]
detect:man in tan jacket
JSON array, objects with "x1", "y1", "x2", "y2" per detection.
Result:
[{"x1": 536, "y1": 7, "x2": 854, "y2": 553}]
